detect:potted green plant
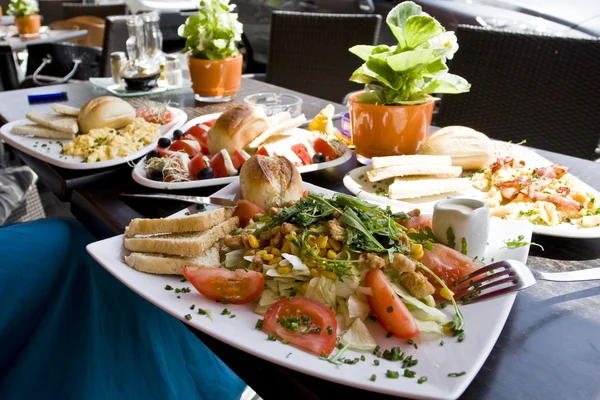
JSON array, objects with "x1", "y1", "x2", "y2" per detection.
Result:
[
  {"x1": 178, "y1": 0, "x2": 244, "y2": 102},
  {"x1": 7, "y1": 0, "x2": 40, "y2": 37},
  {"x1": 348, "y1": 1, "x2": 470, "y2": 158}
]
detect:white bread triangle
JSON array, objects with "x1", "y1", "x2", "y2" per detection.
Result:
[
  {"x1": 367, "y1": 165, "x2": 462, "y2": 182},
  {"x1": 371, "y1": 155, "x2": 452, "y2": 169},
  {"x1": 26, "y1": 112, "x2": 78, "y2": 134},
  {"x1": 125, "y1": 207, "x2": 234, "y2": 237},
  {"x1": 124, "y1": 245, "x2": 220, "y2": 275},
  {"x1": 247, "y1": 114, "x2": 306, "y2": 149},
  {"x1": 52, "y1": 104, "x2": 81, "y2": 116},
  {"x1": 388, "y1": 176, "x2": 471, "y2": 199},
  {"x1": 123, "y1": 217, "x2": 239, "y2": 257},
  {"x1": 11, "y1": 124, "x2": 74, "y2": 140}
]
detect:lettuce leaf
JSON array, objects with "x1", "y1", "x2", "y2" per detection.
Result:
[
  {"x1": 305, "y1": 276, "x2": 336, "y2": 310},
  {"x1": 340, "y1": 318, "x2": 377, "y2": 352},
  {"x1": 390, "y1": 281, "x2": 447, "y2": 323},
  {"x1": 348, "y1": 294, "x2": 371, "y2": 321},
  {"x1": 224, "y1": 249, "x2": 248, "y2": 269},
  {"x1": 254, "y1": 288, "x2": 280, "y2": 315}
]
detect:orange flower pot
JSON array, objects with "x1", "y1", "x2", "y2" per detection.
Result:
[
  {"x1": 349, "y1": 93, "x2": 435, "y2": 158},
  {"x1": 15, "y1": 14, "x2": 41, "y2": 36},
  {"x1": 188, "y1": 54, "x2": 242, "y2": 100}
]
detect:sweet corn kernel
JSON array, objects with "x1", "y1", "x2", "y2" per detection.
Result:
[
  {"x1": 269, "y1": 256, "x2": 282, "y2": 265},
  {"x1": 326, "y1": 250, "x2": 337, "y2": 259},
  {"x1": 407, "y1": 228, "x2": 417, "y2": 234},
  {"x1": 329, "y1": 238, "x2": 342, "y2": 251},
  {"x1": 281, "y1": 240, "x2": 292, "y2": 254},
  {"x1": 317, "y1": 264, "x2": 326, "y2": 271},
  {"x1": 270, "y1": 226, "x2": 280, "y2": 235},
  {"x1": 316, "y1": 235, "x2": 328, "y2": 249},
  {"x1": 322, "y1": 271, "x2": 337, "y2": 280},
  {"x1": 256, "y1": 250, "x2": 267, "y2": 256},
  {"x1": 262, "y1": 254, "x2": 274, "y2": 261},
  {"x1": 300, "y1": 249, "x2": 307, "y2": 256},
  {"x1": 320, "y1": 248, "x2": 328, "y2": 258},
  {"x1": 264, "y1": 246, "x2": 272, "y2": 253},
  {"x1": 440, "y1": 287, "x2": 454, "y2": 301},
  {"x1": 284, "y1": 233, "x2": 295, "y2": 241},
  {"x1": 271, "y1": 248, "x2": 281, "y2": 256},
  {"x1": 307, "y1": 235, "x2": 316, "y2": 246},
  {"x1": 302, "y1": 282, "x2": 310, "y2": 292},
  {"x1": 277, "y1": 265, "x2": 292, "y2": 274},
  {"x1": 248, "y1": 234, "x2": 259, "y2": 249},
  {"x1": 309, "y1": 268, "x2": 319, "y2": 277},
  {"x1": 411, "y1": 243, "x2": 424, "y2": 260}
]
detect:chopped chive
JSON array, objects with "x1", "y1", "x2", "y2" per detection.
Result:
[
  {"x1": 373, "y1": 345, "x2": 380, "y2": 355},
  {"x1": 440, "y1": 302, "x2": 446, "y2": 309},
  {"x1": 360, "y1": 355, "x2": 366, "y2": 362},
  {"x1": 387, "y1": 306, "x2": 393, "y2": 313},
  {"x1": 267, "y1": 334, "x2": 276, "y2": 341},
  {"x1": 327, "y1": 326, "x2": 333, "y2": 335},
  {"x1": 222, "y1": 299, "x2": 229, "y2": 305},
  {"x1": 404, "y1": 369, "x2": 416, "y2": 378},
  {"x1": 386, "y1": 332, "x2": 392, "y2": 338},
  {"x1": 286, "y1": 352, "x2": 292, "y2": 358},
  {"x1": 440, "y1": 340, "x2": 444, "y2": 346},
  {"x1": 458, "y1": 333, "x2": 466, "y2": 342},
  {"x1": 368, "y1": 314, "x2": 377, "y2": 322},
  {"x1": 386, "y1": 370, "x2": 399, "y2": 379},
  {"x1": 229, "y1": 315, "x2": 236, "y2": 319},
  {"x1": 177, "y1": 296, "x2": 181, "y2": 299},
  {"x1": 198, "y1": 309, "x2": 207, "y2": 315},
  {"x1": 370, "y1": 374, "x2": 376, "y2": 382},
  {"x1": 190, "y1": 304, "x2": 195, "y2": 310},
  {"x1": 448, "y1": 372, "x2": 466, "y2": 377},
  {"x1": 413, "y1": 343, "x2": 418, "y2": 349},
  {"x1": 184, "y1": 314, "x2": 192, "y2": 321},
  {"x1": 164, "y1": 285, "x2": 173, "y2": 291},
  {"x1": 282, "y1": 339, "x2": 289, "y2": 344},
  {"x1": 255, "y1": 319, "x2": 264, "y2": 330},
  {"x1": 407, "y1": 339, "x2": 414, "y2": 345},
  {"x1": 374, "y1": 360, "x2": 380, "y2": 366},
  {"x1": 180, "y1": 277, "x2": 187, "y2": 282},
  {"x1": 221, "y1": 308, "x2": 231, "y2": 315},
  {"x1": 418, "y1": 376, "x2": 428, "y2": 384}
]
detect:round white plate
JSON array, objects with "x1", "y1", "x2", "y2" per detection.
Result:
[
  {"x1": 132, "y1": 113, "x2": 353, "y2": 189},
  {"x1": 0, "y1": 107, "x2": 187, "y2": 170},
  {"x1": 343, "y1": 148, "x2": 600, "y2": 239}
]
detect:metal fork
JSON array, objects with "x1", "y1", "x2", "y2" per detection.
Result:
[{"x1": 454, "y1": 260, "x2": 600, "y2": 304}]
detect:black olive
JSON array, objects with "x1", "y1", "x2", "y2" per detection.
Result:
[
  {"x1": 172, "y1": 129, "x2": 184, "y2": 140},
  {"x1": 146, "y1": 149, "x2": 160, "y2": 159},
  {"x1": 149, "y1": 169, "x2": 164, "y2": 181},
  {"x1": 196, "y1": 167, "x2": 214, "y2": 180},
  {"x1": 157, "y1": 137, "x2": 171, "y2": 148},
  {"x1": 312, "y1": 152, "x2": 326, "y2": 163}
]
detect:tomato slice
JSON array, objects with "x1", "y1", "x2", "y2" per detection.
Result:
[
  {"x1": 420, "y1": 243, "x2": 482, "y2": 299},
  {"x1": 399, "y1": 214, "x2": 433, "y2": 231},
  {"x1": 230, "y1": 150, "x2": 250, "y2": 170},
  {"x1": 169, "y1": 140, "x2": 200, "y2": 157},
  {"x1": 291, "y1": 143, "x2": 313, "y2": 165},
  {"x1": 233, "y1": 199, "x2": 264, "y2": 228},
  {"x1": 157, "y1": 147, "x2": 176, "y2": 158},
  {"x1": 189, "y1": 154, "x2": 209, "y2": 178},
  {"x1": 210, "y1": 150, "x2": 237, "y2": 178},
  {"x1": 365, "y1": 268, "x2": 419, "y2": 339},
  {"x1": 263, "y1": 298, "x2": 337, "y2": 356},
  {"x1": 313, "y1": 137, "x2": 337, "y2": 160},
  {"x1": 185, "y1": 125, "x2": 209, "y2": 148},
  {"x1": 256, "y1": 146, "x2": 271, "y2": 157},
  {"x1": 204, "y1": 119, "x2": 217, "y2": 127},
  {"x1": 184, "y1": 267, "x2": 264, "y2": 304}
]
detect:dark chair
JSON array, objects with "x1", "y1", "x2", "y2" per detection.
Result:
[
  {"x1": 435, "y1": 25, "x2": 600, "y2": 160},
  {"x1": 38, "y1": 0, "x2": 80, "y2": 26},
  {"x1": 100, "y1": 15, "x2": 128, "y2": 77},
  {"x1": 62, "y1": 3, "x2": 127, "y2": 21},
  {"x1": 158, "y1": 11, "x2": 188, "y2": 53},
  {"x1": 265, "y1": 11, "x2": 381, "y2": 103}
]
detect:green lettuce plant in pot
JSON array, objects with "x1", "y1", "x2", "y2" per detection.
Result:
[
  {"x1": 7, "y1": 0, "x2": 40, "y2": 37},
  {"x1": 178, "y1": 0, "x2": 243, "y2": 101},
  {"x1": 348, "y1": 1, "x2": 470, "y2": 158}
]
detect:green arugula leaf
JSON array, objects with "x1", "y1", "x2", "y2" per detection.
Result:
[{"x1": 446, "y1": 227, "x2": 456, "y2": 249}]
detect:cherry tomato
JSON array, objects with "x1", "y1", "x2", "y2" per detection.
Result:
[
  {"x1": 233, "y1": 199, "x2": 264, "y2": 228},
  {"x1": 185, "y1": 125, "x2": 209, "y2": 148},
  {"x1": 230, "y1": 150, "x2": 250, "y2": 170},
  {"x1": 313, "y1": 138, "x2": 337, "y2": 160},
  {"x1": 189, "y1": 154, "x2": 209, "y2": 178},
  {"x1": 209, "y1": 151, "x2": 229, "y2": 178},
  {"x1": 291, "y1": 143, "x2": 313, "y2": 165},
  {"x1": 420, "y1": 243, "x2": 482, "y2": 299},
  {"x1": 136, "y1": 106, "x2": 174, "y2": 125},
  {"x1": 263, "y1": 298, "x2": 337, "y2": 356},
  {"x1": 365, "y1": 268, "x2": 419, "y2": 339},
  {"x1": 156, "y1": 147, "x2": 177, "y2": 158},
  {"x1": 203, "y1": 119, "x2": 217, "y2": 127},
  {"x1": 183, "y1": 267, "x2": 264, "y2": 304},
  {"x1": 170, "y1": 140, "x2": 200, "y2": 157}
]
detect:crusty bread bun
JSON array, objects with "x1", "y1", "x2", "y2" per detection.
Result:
[
  {"x1": 208, "y1": 105, "x2": 269, "y2": 154},
  {"x1": 239, "y1": 155, "x2": 303, "y2": 211},
  {"x1": 78, "y1": 96, "x2": 136, "y2": 134},
  {"x1": 419, "y1": 126, "x2": 494, "y2": 170}
]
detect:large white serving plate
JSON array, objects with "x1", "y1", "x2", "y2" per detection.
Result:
[
  {"x1": 87, "y1": 181, "x2": 532, "y2": 400},
  {"x1": 344, "y1": 143, "x2": 600, "y2": 239},
  {"x1": 131, "y1": 113, "x2": 353, "y2": 189},
  {"x1": 0, "y1": 107, "x2": 187, "y2": 170}
]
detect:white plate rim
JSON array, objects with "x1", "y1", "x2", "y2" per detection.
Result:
[
  {"x1": 86, "y1": 181, "x2": 532, "y2": 400},
  {"x1": 131, "y1": 113, "x2": 353, "y2": 189},
  {"x1": 0, "y1": 107, "x2": 188, "y2": 170}
]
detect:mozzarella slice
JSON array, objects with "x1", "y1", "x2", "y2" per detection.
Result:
[{"x1": 221, "y1": 149, "x2": 238, "y2": 176}]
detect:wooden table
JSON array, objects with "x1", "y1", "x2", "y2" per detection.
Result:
[
  {"x1": 70, "y1": 148, "x2": 600, "y2": 400},
  {"x1": 0, "y1": 80, "x2": 346, "y2": 200}
]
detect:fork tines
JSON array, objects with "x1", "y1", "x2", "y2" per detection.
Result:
[{"x1": 454, "y1": 262, "x2": 521, "y2": 305}]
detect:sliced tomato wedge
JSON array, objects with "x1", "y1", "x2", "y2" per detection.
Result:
[
  {"x1": 291, "y1": 143, "x2": 313, "y2": 165},
  {"x1": 185, "y1": 125, "x2": 209, "y2": 148},
  {"x1": 420, "y1": 243, "x2": 482, "y2": 299},
  {"x1": 209, "y1": 150, "x2": 236, "y2": 178},
  {"x1": 233, "y1": 199, "x2": 264, "y2": 227},
  {"x1": 256, "y1": 146, "x2": 271, "y2": 157},
  {"x1": 263, "y1": 298, "x2": 337, "y2": 356},
  {"x1": 365, "y1": 268, "x2": 419, "y2": 339},
  {"x1": 157, "y1": 147, "x2": 177, "y2": 158},
  {"x1": 203, "y1": 119, "x2": 217, "y2": 127},
  {"x1": 313, "y1": 137, "x2": 337, "y2": 160},
  {"x1": 169, "y1": 140, "x2": 200, "y2": 157},
  {"x1": 230, "y1": 149, "x2": 250, "y2": 170},
  {"x1": 184, "y1": 267, "x2": 264, "y2": 304},
  {"x1": 189, "y1": 154, "x2": 209, "y2": 178}
]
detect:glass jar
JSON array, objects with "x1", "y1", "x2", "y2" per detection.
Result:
[
  {"x1": 110, "y1": 52, "x2": 127, "y2": 84},
  {"x1": 143, "y1": 11, "x2": 163, "y2": 60},
  {"x1": 126, "y1": 15, "x2": 146, "y2": 70},
  {"x1": 164, "y1": 55, "x2": 183, "y2": 87}
]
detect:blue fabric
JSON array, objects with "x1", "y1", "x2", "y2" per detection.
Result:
[{"x1": 0, "y1": 218, "x2": 245, "y2": 400}]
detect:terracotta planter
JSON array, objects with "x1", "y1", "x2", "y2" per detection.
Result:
[
  {"x1": 349, "y1": 93, "x2": 435, "y2": 158},
  {"x1": 14, "y1": 14, "x2": 41, "y2": 36},
  {"x1": 188, "y1": 53, "x2": 242, "y2": 100}
]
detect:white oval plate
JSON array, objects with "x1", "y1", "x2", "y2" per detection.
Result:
[
  {"x1": 132, "y1": 113, "x2": 353, "y2": 189},
  {"x1": 343, "y1": 145, "x2": 600, "y2": 239},
  {"x1": 0, "y1": 107, "x2": 187, "y2": 170},
  {"x1": 87, "y1": 181, "x2": 532, "y2": 400}
]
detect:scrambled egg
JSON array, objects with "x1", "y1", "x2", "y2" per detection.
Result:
[
  {"x1": 472, "y1": 158, "x2": 600, "y2": 228},
  {"x1": 63, "y1": 118, "x2": 159, "y2": 163}
]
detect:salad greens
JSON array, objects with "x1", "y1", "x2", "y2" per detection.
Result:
[
  {"x1": 178, "y1": 0, "x2": 243, "y2": 60},
  {"x1": 348, "y1": 1, "x2": 470, "y2": 105}
]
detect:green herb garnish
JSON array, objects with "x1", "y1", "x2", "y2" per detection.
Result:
[
  {"x1": 386, "y1": 370, "x2": 399, "y2": 379},
  {"x1": 418, "y1": 376, "x2": 428, "y2": 384},
  {"x1": 460, "y1": 237, "x2": 468, "y2": 255},
  {"x1": 446, "y1": 227, "x2": 456, "y2": 249},
  {"x1": 448, "y1": 372, "x2": 466, "y2": 377},
  {"x1": 370, "y1": 374, "x2": 376, "y2": 382},
  {"x1": 403, "y1": 369, "x2": 416, "y2": 378},
  {"x1": 504, "y1": 235, "x2": 544, "y2": 250},
  {"x1": 184, "y1": 314, "x2": 192, "y2": 320},
  {"x1": 255, "y1": 319, "x2": 264, "y2": 330}
]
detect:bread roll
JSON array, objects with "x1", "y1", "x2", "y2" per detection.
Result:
[
  {"x1": 419, "y1": 126, "x2": 494, "y2": 170},
  {"x1": 239, "y1": 155, "x2": 303, "y2": 211},
  {"x1": 78, "y1": 96, "x2": 135, "y2": 134},
  {"x1": 208, "y1": 105, "x2": 268, "y2": 154}
]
